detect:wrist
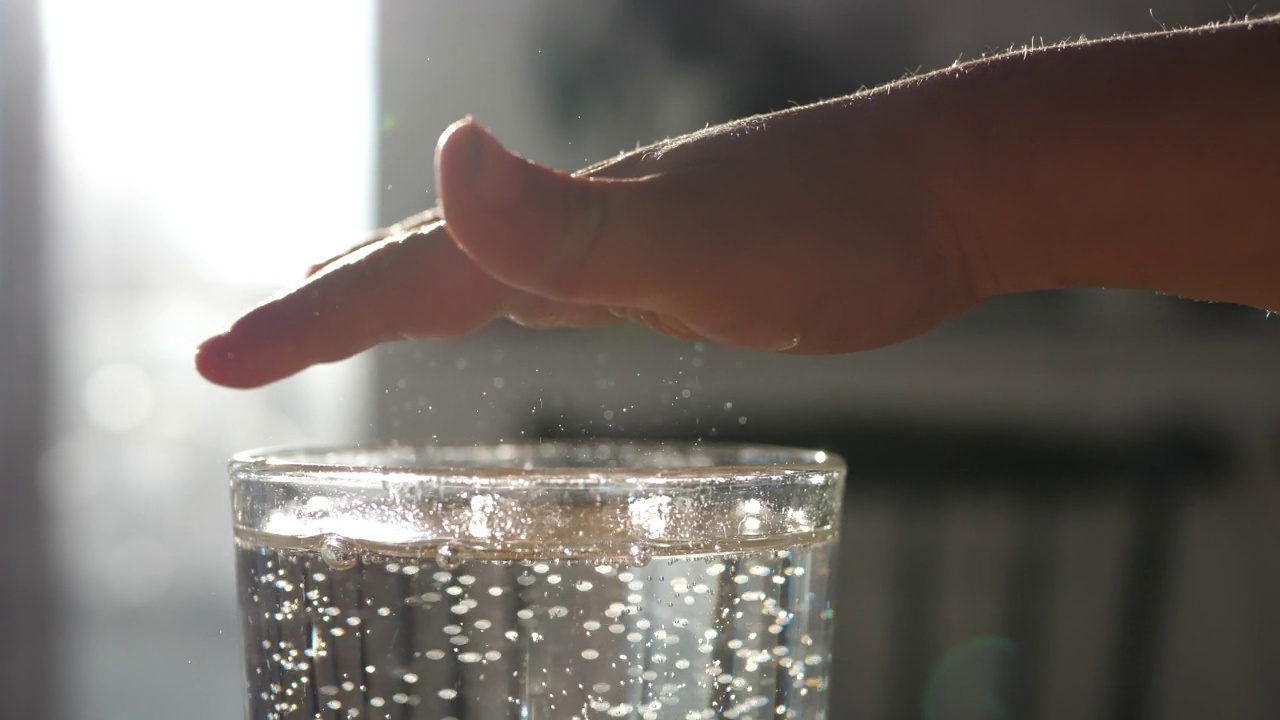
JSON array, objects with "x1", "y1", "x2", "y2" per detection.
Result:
[{"x1": 933, "y1": 20, "x2": 1280, "y2": 308}]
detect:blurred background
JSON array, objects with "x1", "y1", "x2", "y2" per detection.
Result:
[{"x1": 4, "y1": 0, "x2": 1280, "y2": 718}]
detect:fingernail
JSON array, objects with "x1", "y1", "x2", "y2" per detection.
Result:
[{"x1": 466, "y1": 121, "x2": 527, "y2": 208}]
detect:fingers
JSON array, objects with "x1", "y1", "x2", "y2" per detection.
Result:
[
  {"x1": 196, "y1": 224, "x2": 512, "y2": 388},
  {"x1": 503, "y1": 295, "x2": 622, "y2": 330},
  {"x1": 305, "y1": 208, "x2": 442, "y2": 277},
  {"x1": 434, "y1": 118, "x2": 722, "y2": 311}
]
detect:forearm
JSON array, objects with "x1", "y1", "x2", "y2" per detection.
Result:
[{"x1": 922, "y1": 17, "x2": 1280, "y2": 309}]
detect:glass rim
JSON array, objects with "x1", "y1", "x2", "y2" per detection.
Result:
[{"x1": 230, "y1": 441, "x2": 844, "y2": 488}]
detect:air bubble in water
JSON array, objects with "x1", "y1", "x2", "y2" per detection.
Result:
[
  {"x1": 320, "y1": 535, "x2": 357, "y2": 571},
  {"x1": 436, "y1": 543, "x2": 462, "y2": 571}
]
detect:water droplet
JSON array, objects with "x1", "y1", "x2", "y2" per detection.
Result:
[
  {"x1": 436, "y1": 543, "x2": 462, "y2": 571},
  {"x1": 627, "y1": 544, "x2": 652, "y2": 567},
  {"x1": 320, "y1": 535, "x2": 357, "y2": 571}
]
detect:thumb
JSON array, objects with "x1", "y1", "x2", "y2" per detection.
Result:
[{"x1": 434, "y1": 118, "x2": 719, "y2": 311}]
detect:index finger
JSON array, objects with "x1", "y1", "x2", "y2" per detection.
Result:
[
  {"x1": 305, "y1": 207, "x2": 442, "y2": 277},
  {"x1": 195, "y1": 222, "x2": 511, "y2": 388}
]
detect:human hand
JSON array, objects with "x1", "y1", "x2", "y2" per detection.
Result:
[{"x1": 196, "y1": 105, "x2": 987, "y2": 389}]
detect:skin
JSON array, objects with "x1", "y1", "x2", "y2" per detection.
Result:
[{"x1": 196, "y1": 16, "x2": 1280, "y2": 390}]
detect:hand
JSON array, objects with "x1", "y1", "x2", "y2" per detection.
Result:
[
  {"x1": 196, "y1": 105, "x2": 984, "y2": 389},
  {"x1": 196, "y1": 18, "x2": 1280, "y2": 390}
]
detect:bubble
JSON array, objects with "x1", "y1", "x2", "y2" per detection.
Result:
[
  {"x1": 319, "y1": 536, "x2": 357, "y2": 571},
  {"x1": 581, "y1": 649, "x2": 600, "y2": 660},
  {"x1": 435, "y1": 543, "x2": 463, "y2": 571},
  {"x1": 576, "y1": 580, "x2": 594, "y2": 591}
]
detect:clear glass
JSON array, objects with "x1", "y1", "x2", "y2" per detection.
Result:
[{"x1": 230, "y1": 442, "x2": 845, "y2": 720}]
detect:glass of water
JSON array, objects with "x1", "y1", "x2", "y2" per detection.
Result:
[{"x1": 230, "y1": 442, "x2": 845, "y2": 719}]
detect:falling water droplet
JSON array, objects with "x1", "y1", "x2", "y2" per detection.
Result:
[
  {"x1": 627, "y1": 544, "x2": 652, "y2": 567},
  {"x1": 320, "y1": 535, "x2": 357, "y2": 571}
]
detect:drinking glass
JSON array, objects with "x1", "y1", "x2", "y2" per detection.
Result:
[{"x1": 230, "y1": 442, "x2": 845, "y2": 719}]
